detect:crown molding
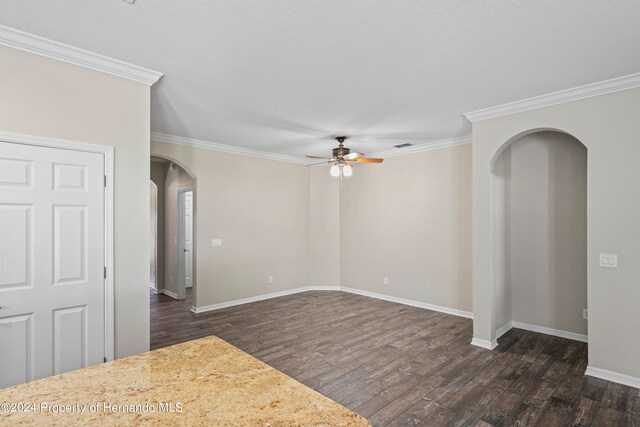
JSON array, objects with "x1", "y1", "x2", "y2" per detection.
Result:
[
  {"x1": 151, "y1": 132, "x2": 309, "y2": 165},
  {"x1": 152, "y1": 132, "x2": 473, "y2": 166},
  {"x1": 463, "y1": 72, "x2": 640, "y2": 123},
  {"x1": 0, "y1": 25, "x2": 163, "y2": 86},
  {"x1": 369, "y1": 134, "x2": 472, "y2": 159}
]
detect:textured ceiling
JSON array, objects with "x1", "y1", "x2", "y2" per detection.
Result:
[{"x1": 2, "y1": 1, "x2": 640, "y2": 158}]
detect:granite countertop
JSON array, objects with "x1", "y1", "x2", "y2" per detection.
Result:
[{"x1": 0, "y1": 336, "x2": 370, "y2": 426}]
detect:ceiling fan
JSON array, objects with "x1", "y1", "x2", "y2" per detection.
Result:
[{"x1": 306, "y1": 136, "x2": 384, "y2": 181}]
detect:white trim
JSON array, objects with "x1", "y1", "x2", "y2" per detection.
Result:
[
  {"x1": 0, "y1": 130, "x2": 115, "y2": 362},
  {"x1": 191, "y1": 286, "x2": 335, "y2": 313},
  {"x1": 0, "y1": 24, "x2": 162, "y2": 86},
  {"x1": 338, "y1": 287, "x2": 473, "y2": 319},
  {"x1": 160, "y1": 289, "x2": 179, "y2": 300},
  {"x1": 471, "y1": 338, "x2": 498, "y2": 350},
  {"x1": 464, "y1": 72, "x2": 640, "y2": 122},
  {"x1": 369, "y1": 135, "x2": 472, "y2": 159},
  {"x1": 151, "y1": 132, "x2": 308, "y2": 165},
  {"x1": 149, "y1": 180, "x2": 158, "y2": 292},
  {"x1": 191, "y1": 285, "x2": 473, "y2": 320},
  {"x1": 495, "y1": 322, "x2": 513, "y2": 340},
  {"x1": 149, "y1": 285, "x2": 158, "y2": 293},
  {"x1": 511, "y1": 321, "x2": 588, "y2": 343},
  {"x1": 153, "y1": 132, "x2": 473, "y2": 166},
  {"x1": 176, "y1": 187, "x2": 193, "y2": 300},
  {"x1": 585, "y1": 366, "x2": 640, "y2": 389}
]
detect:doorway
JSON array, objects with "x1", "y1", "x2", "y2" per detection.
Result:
[
  {"x1": 150, "y1": 180, "x2": 158, "y2": 292},
  {"x1": 0, "y1": 136, "x2": 114, "y2": 389},
  {"x1": 149, "y1": 156, "x2": 196, "y2": 308},
  {"x1": 178, "y1": 188, "x2": 193, "y2": 297},
  {"x1": 492, "y1": 130, "x2": 588, "y2": 342}
]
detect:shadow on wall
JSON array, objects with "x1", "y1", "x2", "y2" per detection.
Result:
[{"x1": 493, "y1": 131, "x2": 587, "y2": 336}]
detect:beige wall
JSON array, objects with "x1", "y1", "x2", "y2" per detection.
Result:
[
  {"x1": 340, "y1": 144, "x2": 473, "y2": 313},
  {"x1": 495, "y1": 132, "x2": 588, "y2": 335},
  {"x1": 150, "y1": 141, "x2": 310, "y2": 308},
  {"x1": 0, "y1": 45, "x2": 151, "y2": 358},
  {"x1": 309, "y1": 167, "x2": 341, "y2": 286},
  {"x1": 472, "y1": 87, "x2": 640, "y2": 379},
  {"x1": 163, "y1": 164, "x2": 194, "y2": 298},
  {"x1": 493, "y1": 146, "x2": 512, "y2": 330},
  {"x1": 150, "y1": 162, "x2": 168, "y2": 290}
]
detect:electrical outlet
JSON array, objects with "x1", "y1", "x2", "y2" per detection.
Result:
[
  {"x1": 583, "y1": 309, "x2": 588, "y2": 320},
  {"x1": 211, "y1": 239, "x2": 222, "y2": 248},
  {"x1": 383, "y1": 277, "x2": 389, "y2": 286},
  {"x1": 170, "y1": 276, "x2": 174, "y2": 284},
  {"x1": 268, "y1": 276, "x2": 274, "y2": 284}
]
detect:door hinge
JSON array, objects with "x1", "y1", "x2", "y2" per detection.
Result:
[
  {"x1": 104, "y1": 266, "x2": 107, "y2": 279},
  {"x1": 104, "y1": 357, "x2": 107, "y2": 363},
  {"x1": 104, "y1": 175, "x2": 107, "y2": 187}
]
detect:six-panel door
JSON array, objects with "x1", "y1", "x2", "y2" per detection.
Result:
[{"x1": 0, "y1": 141, "x2": 105, "y2": 389}]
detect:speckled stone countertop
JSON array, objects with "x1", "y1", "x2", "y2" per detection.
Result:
[{"x1": 0, "y1": 336, "x2": 370, "y2": 426}]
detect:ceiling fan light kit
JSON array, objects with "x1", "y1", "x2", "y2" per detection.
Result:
[{"x1": 306, "y1": 136, "x2": 384, "y2": 185}]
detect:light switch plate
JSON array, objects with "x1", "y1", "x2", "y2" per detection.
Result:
[
  {"x1": 211, "y1": 239, "x2": 222, "y2": 248},
  {"x1": 599, "y1": 253, "x2": 617, "y2": 268}
]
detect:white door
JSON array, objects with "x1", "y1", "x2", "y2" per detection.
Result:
[
  {"x1": 0, "y1": 141, "x2": 105, "y2": 389},
  {"x1": 183, "y1": 191, "x2": 193, "y2": 288}
]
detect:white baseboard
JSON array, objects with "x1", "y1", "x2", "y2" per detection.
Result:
[
  {"x1": 191, "y1": 285, "x2": 472, "y2": 319},
  {"x1": 586, "y1": 366, "x2": 640, "y2": 389},
  {"x1": 149, "y1": 284, "x2": 157, "y2": 294},
  {"x1": 471, "y1": 338, "x2": 498, "y2": 350},
  {"x1": 496, "y1": 322, "x2": 513, "y2": 339},
  {"x1": 339, "y1": 287, "x2": 473, "y2": 319},
  {"x1": 511, "y1": 321, "x2": 588, "y2": 343},
  {"x1": 191, "y1": 286, "x2": 340, "y2": 313},
  {"x1": 160, "y1": 289, "x2": 179, "y2": 299}
]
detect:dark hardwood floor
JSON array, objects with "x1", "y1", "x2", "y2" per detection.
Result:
[{"x1": 150, "y1": 289, "x2": 640, "y2": 426}]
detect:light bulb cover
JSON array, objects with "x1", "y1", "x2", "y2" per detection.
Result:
[
  {"x1": 330, "y1": 164, "x2": 340, "y2": 177},
  {"x1": 343, "y1": 164, "x2": 353, "y2": 177}
]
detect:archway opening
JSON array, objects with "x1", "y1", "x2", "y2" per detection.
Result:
[
  {"x1": 150, "y1": 155, "x2": 198, "y2": 346},
  {"x1": 492, "y1": 130, "x2": 588, "y2": 344}
]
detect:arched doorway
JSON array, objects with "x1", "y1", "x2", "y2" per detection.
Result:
[
  {"x1": 490, "y1": 130, "x2": 588, "y2": 344},
  {"x1": 150, "y1": 155, "x2": 198, "y2": 308}
]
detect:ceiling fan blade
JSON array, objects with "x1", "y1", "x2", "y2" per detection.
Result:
[
  {"x1": 353, "y1": 157, "x2": 384, "y2": 163},
  {"x1": 344, "y1": 152, "x2": 365, "y2": 160},
  {"x1": 306, "y1": 160, "x2": 336, "y2": 166},
  {"x1": 306, "y1": 155, "x2": 332, "y2": 159}
]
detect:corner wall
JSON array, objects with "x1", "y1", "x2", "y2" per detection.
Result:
[
  {"x1": 339, "y1": 144, "x2": 473, "y2": 313},
  {"x1": 150, "y1": 141, "x2": 310, "y2": 308},
  {"x1": 163, "y1": 164, "x2": 194, "y2": 298},
  {"x1": 309, "y1": 167, "x2": 341, "y2": 287},
  {"x1": 150, "y1": 162, "x2": 168, "y2": 290},
  {"x1": 0, "y1": 45, "x2": 151, "y2": 358},
  {"x1": 472, "y1": 87, "x2": 640, "y2": 380}
]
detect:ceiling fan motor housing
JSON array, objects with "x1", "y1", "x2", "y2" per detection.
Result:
[
  {"x1": 333, "y1": 136, "x2": 350, "y2": 158},
  {"x1": 333, "y1": 146, "x2": 351, "y2": 158}
]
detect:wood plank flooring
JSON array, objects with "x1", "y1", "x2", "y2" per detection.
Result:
[{"x1": 150, "y1": 290, "x2": 640, "y2": 426}]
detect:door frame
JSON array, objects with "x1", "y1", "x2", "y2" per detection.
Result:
[
  {"x1": 0, "y1": 130, "x2": 115, "y2": 362},
  {"x1": 150, "y1": 180, "x2": 158, "y2": 292},
  {"x1": 177, "y1": 186, "x2": 193, "y2": 300}
]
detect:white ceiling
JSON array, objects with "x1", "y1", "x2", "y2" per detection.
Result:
[{"x1": 2, "y1": 1, "x2": 640, "y2": 158}]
